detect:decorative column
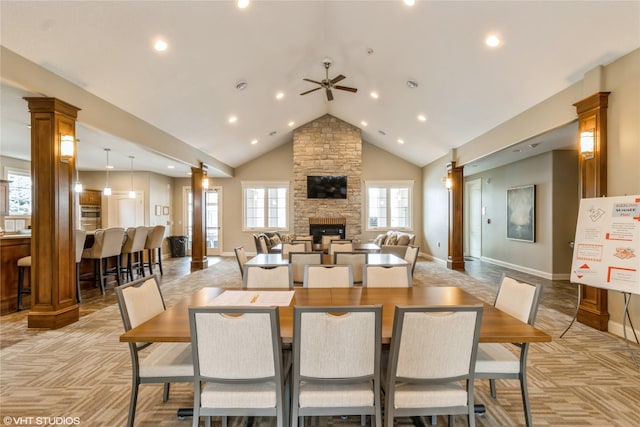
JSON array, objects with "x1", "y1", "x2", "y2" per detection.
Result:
[
  {"x1": 190, "y1": 163, "x2": 208, "y2": 271},
  {"x1": 447, "y1": 162, "x2": 465, "y2": 270},
  {"x1": 575, "y1": 92, "x2": 610, "y2": 330},
  {"x1": 24, "y1": 97, "x2": 81, "y2": 329}
]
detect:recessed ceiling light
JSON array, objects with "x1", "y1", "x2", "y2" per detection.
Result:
[
  {"x1": 529, "y1": 143, "x2": 539, "y2": 149},
  {"x1": 237, "y1": 0, "x2": 250, "y2": 9},
  {"x1": 378, "y1": 130, "x2": 386, "y2": 136},
  {"x1": 370, "y1": 91, "x2": 379, "y2": 99},
  {"x1": 485, "y1": 34, "x2": 502, "y2": 48},
  {"x1": 251, "y1": 139, "x2": 258, "y2": 145},
  {"x1": 228, "y1": 116, "x2": 237, "y2": 124},
  {"x1": 417, "y1": 114, "x2": 427, "y2": 122},
  {"x1": 404, "y1": 0, "x2": 415, "y2": 6},
  {"x1": 154, "y1": 39, "x2": 168, "y2": 52},
  {"x1": 361, "y1": 121, "x2": 368, "y2": 127},
  {"x1": 275, "y1": 92, "x2": 284, "y2": 100},
  {"x1": 106, "y1": 165, "x2": 114, "y2": 170},
  {"x1": 288, "y1": 121, "x2": 295, "y2": 127},
  {"x1": 235, "y1": 81, "x2": 248, "y2": 90},
  {"x1": 167, "y1": 165, "x2": 175, "y2": 169},
  {"x1": 406, "y1": 79, "x2": 419, "y2": 89},
  {"x1": 397, "y1": 139, "x2": 405, "y2": 144},
  {"x1": 512, "y1": 148, "x2": 521, "y2": 153}
]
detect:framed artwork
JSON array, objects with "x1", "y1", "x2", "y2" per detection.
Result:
[
  {"x1": 162, "y1": 206, "x2": 170, "y2": 215},
  {"x1": 507, "y1": 184, "x2": 536, "y2": 242},
  {"x1": 155, "y1": 205, "x2": 161, "y2": 216}
]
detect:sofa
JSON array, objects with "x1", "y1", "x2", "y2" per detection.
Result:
[{"x1": 373, "y1": 230, "x2": 416, "y2": 258}]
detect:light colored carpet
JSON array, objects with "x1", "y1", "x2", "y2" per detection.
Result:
[{"x1": 1, "y1": 257, "x2": 639, "y2": 426}]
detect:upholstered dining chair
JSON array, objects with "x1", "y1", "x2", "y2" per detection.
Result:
[
  {"x1": 403, "y1": 244, "x2": 419, "y2": 276},
  {"x1": 475, "y1": 275, "x2": 543, "y2": 427},
  {"x1": 82, "y1": 227, "x2": 125, "y2": 294},
  {"x1": 292, "y1": 239, "x2": 313, "y2": 252},
  {"x1": 75, "y1": 229, "x2": 87, "y2": 303},
  {"x1": 115, "y1": 276, "x2": 193, "y2": 427},
  {"x1": 321, "y1": 235, "x2": 341, "y2": 252},
  {"x1": 289, "y1": 252, "x2": 323, "y2": 285},
  {"x1": 282, "y1": 242, "x2": 306, "y2": 258},
  {"x1": 188, "y1": 306, "x2": 291, "y2": 427},
  {"x1": 121, "y1": 227, "x2": 148, "y2": 282},
  {"x1": 363, "y1": 264, "x2": 412, "y2": 288},
  {"x1": 328, "y1": 240, "x2": 353, "y2": 255},
  {"x1": 334, "y1": 252, "x2": 368, "y2": 284},
  {"x1": 234, "y1": 246, "x2": 248, "y2": 278},
  {"x1": 292, "y1": 305, "x2": 383, "y2": 427},
  {"x1": 144, "y1": 225, "x2": 165, "y2": 276},
  {"x1": 303, "y1": 264, "x2": 354, "y2": 288},
  {"x1": 383, "y1": 305, "x2": 484, "y2": 427},
  {"x1": 243, "y1": 264, "x2": 293, "y2": 289}
]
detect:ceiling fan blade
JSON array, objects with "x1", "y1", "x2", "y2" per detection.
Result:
[
  {"x1": 300, "y1": 87, "x2": 322, "y2": 96},
  {"x1": 303, "y1": 78, "x2": 323, "y2": 85},
  {"x1": 326, "y1": 88, "x2": 334, "y2": 101},
  {"x1": 334, "y1": 85, "x2": 358, "y2": 93},
  {"x1": 330, "y1": 74, "x2": 346, "y2": 84}
]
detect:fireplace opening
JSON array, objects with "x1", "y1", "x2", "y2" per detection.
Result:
[{"x1": 308, "y1": 218, "x2": 346, "y2": 244}]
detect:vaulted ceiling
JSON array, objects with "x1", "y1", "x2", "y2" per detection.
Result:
[{"x1": 1, "y1": 1, "x2": 639, "y2": 177}]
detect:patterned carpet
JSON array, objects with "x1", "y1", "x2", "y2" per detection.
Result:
[{"x1": 1, "y1": 257, "x2": 639, "y2": 426}]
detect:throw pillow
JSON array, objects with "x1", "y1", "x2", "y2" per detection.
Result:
[{"x1": 396, "y1": 234, "x2": 410, "y2": 246}]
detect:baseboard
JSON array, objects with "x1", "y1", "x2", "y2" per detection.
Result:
[
  {"x1": 421, "y1": 253, "x2": 447, "y2": 266},
  {"x1": 480, "y1": 256, "x2": 554, "y2": 280},
  {"x1": 608, "y1": 319, "x2": 640, "y2": 342}
]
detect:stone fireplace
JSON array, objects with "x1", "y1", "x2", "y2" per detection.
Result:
[{"x1": 293, "y1": 115, "x2": 362, "y2": 241}]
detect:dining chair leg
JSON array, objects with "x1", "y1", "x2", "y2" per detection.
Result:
[
  {"x1": 489, "y1": 379, "x2": 497, "y2": 398},
  {"x1": 98, "y1": 259, "x2": 106, "y2": 295},
  {"x1": 163, "y1": 383, "x2": 170, "y2": 402},
  {"x1": 127, "y1": 380, "x2": 139, "y2": 427},
  {"x1": 157, "y1": 248, "x2": 163, "y2": 275}
]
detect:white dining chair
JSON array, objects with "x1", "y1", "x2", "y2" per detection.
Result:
[
  {"x1": 334, "y1": 252, "x2": 368, "y2": 284},
  {"x1": 475, "y1": 275, "x2": 543, "y2": 427},
  {"x1": 292, "y1": 305, "x2": 382, "y2": 427},
  {"x1": 384, "y1": 305, "x2": 484, "y2": 427},
  {"x1": 363, "y1": 264, "x2": 412, "y2": 288},
  {"x1": 303, "y1": 264, "x2": 353, "y2": 288},
  {"x1": 289, "y1": 252, "x2": 323, "y2": 285},
  {"x1": 282, "y1": 242, "x2": 307, "y2": 257},
  {"x1": 243, "y1": 264, "x2": 293, "y2": 289},
  {"x1": 329, "y1": 240, "x2": 354, "y2": 255},
  {"x1": 115, "y1": 276, "x2": 193, "y2": 427}
]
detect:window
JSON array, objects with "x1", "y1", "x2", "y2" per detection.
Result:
[
  {"x1": 6, "y1": 169, "x2": 32, "y2": 216},
  {"x1": 365, "y1": 181, "x2": 413, "y2": 230},
  {"x1": 242, "y1": 181, "x2": 289, "y2": 231}
]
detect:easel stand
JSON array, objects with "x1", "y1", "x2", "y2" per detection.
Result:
[{"x1": 561, "y1": 285, "x2": 639, "y2": 368}]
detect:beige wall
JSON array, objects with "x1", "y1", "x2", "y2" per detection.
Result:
[{"x1": 422, "y1": 47, "x2": 640, "y2": 337}]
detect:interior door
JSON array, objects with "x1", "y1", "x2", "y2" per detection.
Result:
[{"x1": 105, "y1": 191, "x2": 144, "y2": 228}]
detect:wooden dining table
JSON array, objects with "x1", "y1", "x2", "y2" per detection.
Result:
[{"x1": 120, "y1": 286, "x2": 551, "y2": 345}]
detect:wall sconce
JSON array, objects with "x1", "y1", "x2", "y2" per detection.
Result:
[
  {"x1": 202, "y1": 175, "x2": 209, "y2": 189},
  {"x1": 580, "y1": 129, "x2": 595, "y2": 159},
  {"x1": 60, "y1": 134, "x2": 74, "y2": 160},
  {"x1": 445, "y1": 177, "x2": 453, "y2": 189}
]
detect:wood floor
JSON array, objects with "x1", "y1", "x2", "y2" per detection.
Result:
[{"x1": 1, "y1": 255, "x2": 639, "y2": 426}]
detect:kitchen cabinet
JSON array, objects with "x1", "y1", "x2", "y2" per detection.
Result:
[{"x1": 79, "y1": 189, "x2": 102, "y2": 206}]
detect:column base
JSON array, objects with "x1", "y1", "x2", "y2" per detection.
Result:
[
  {"x1": 447, "y1": 258, "x2": 465, "y2": 271},
  {"x1": 190, "y1": 257, "x2": 209, "y2": 271},
  {"x1": 27, "y1": 304, "x2": 79, "y2": 329}
]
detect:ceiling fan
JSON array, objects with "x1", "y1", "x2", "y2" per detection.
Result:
[{"x1": 300, "y1": 58, "x2": 358, "y2": 101}]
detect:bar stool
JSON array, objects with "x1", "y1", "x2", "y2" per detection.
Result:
[
  {"x1": 75, "y1": 230, "x2": 87, "y2": 303},
  {"x1": 120, "y1": 227, "x2": 148, "y2": 282},
  {"x1": 82, "y1": 227, "x2": 125, "y2": 294},
  {"x1": 17, "y1": 256, "x2": 31, "y2": 311},
  {"x1": 144, "y1": 225, "x2": 165, "y2": 276}
]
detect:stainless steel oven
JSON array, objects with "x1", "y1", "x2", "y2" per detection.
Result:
[{"x1": 80, "y1": 205, "x2": 101, "y2": 231}]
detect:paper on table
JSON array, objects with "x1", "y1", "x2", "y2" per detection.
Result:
[{"x1": 209, "y1": 290, "x2": 295, "y2": 307}]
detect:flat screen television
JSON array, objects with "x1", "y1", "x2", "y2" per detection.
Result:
[{"x1": 307, "y1": 175, "x2": 347, "y2": 199}]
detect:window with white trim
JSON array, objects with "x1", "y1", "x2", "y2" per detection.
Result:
[
  {"x1": 242, "y1": 181, "x2": 289, "y2": 231},
  {"x1": 365, "y1": 181, "x2": 413, "y2": 230},
  {"x1": 6, "y1": 169, "x2": 32, "y2": 216}
]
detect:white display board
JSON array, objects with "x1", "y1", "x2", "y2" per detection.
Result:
[{"x1": 570, "y1": 196, "x2": 640, "y2": 294}]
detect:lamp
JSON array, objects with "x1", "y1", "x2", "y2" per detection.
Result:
[
  {"x1": 60, "y1": 134, "x2": 74, "y2": 160},
  {"x1": 128, "y1": 156, "x2": 136, "y2": 198},
  {"x1": 74, "y1": 157, "x2": 83, "y2": 193},
  {"x1": 202, "y1": 174, "x2": 209, "y2": 189},
  {"x1": 580, "y1": 129, "x2": 595, "y2": 159},
  {"x1": 103, "y1": 148, "x2": 112, "y2": 196}
]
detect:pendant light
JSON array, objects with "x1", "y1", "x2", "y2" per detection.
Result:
[
  {"x1": 103, "y1": 148, "x2": 112, "y2": 196},
  {"x1": 128, "y1": 156, "x2": 136, "y2": 198}
]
